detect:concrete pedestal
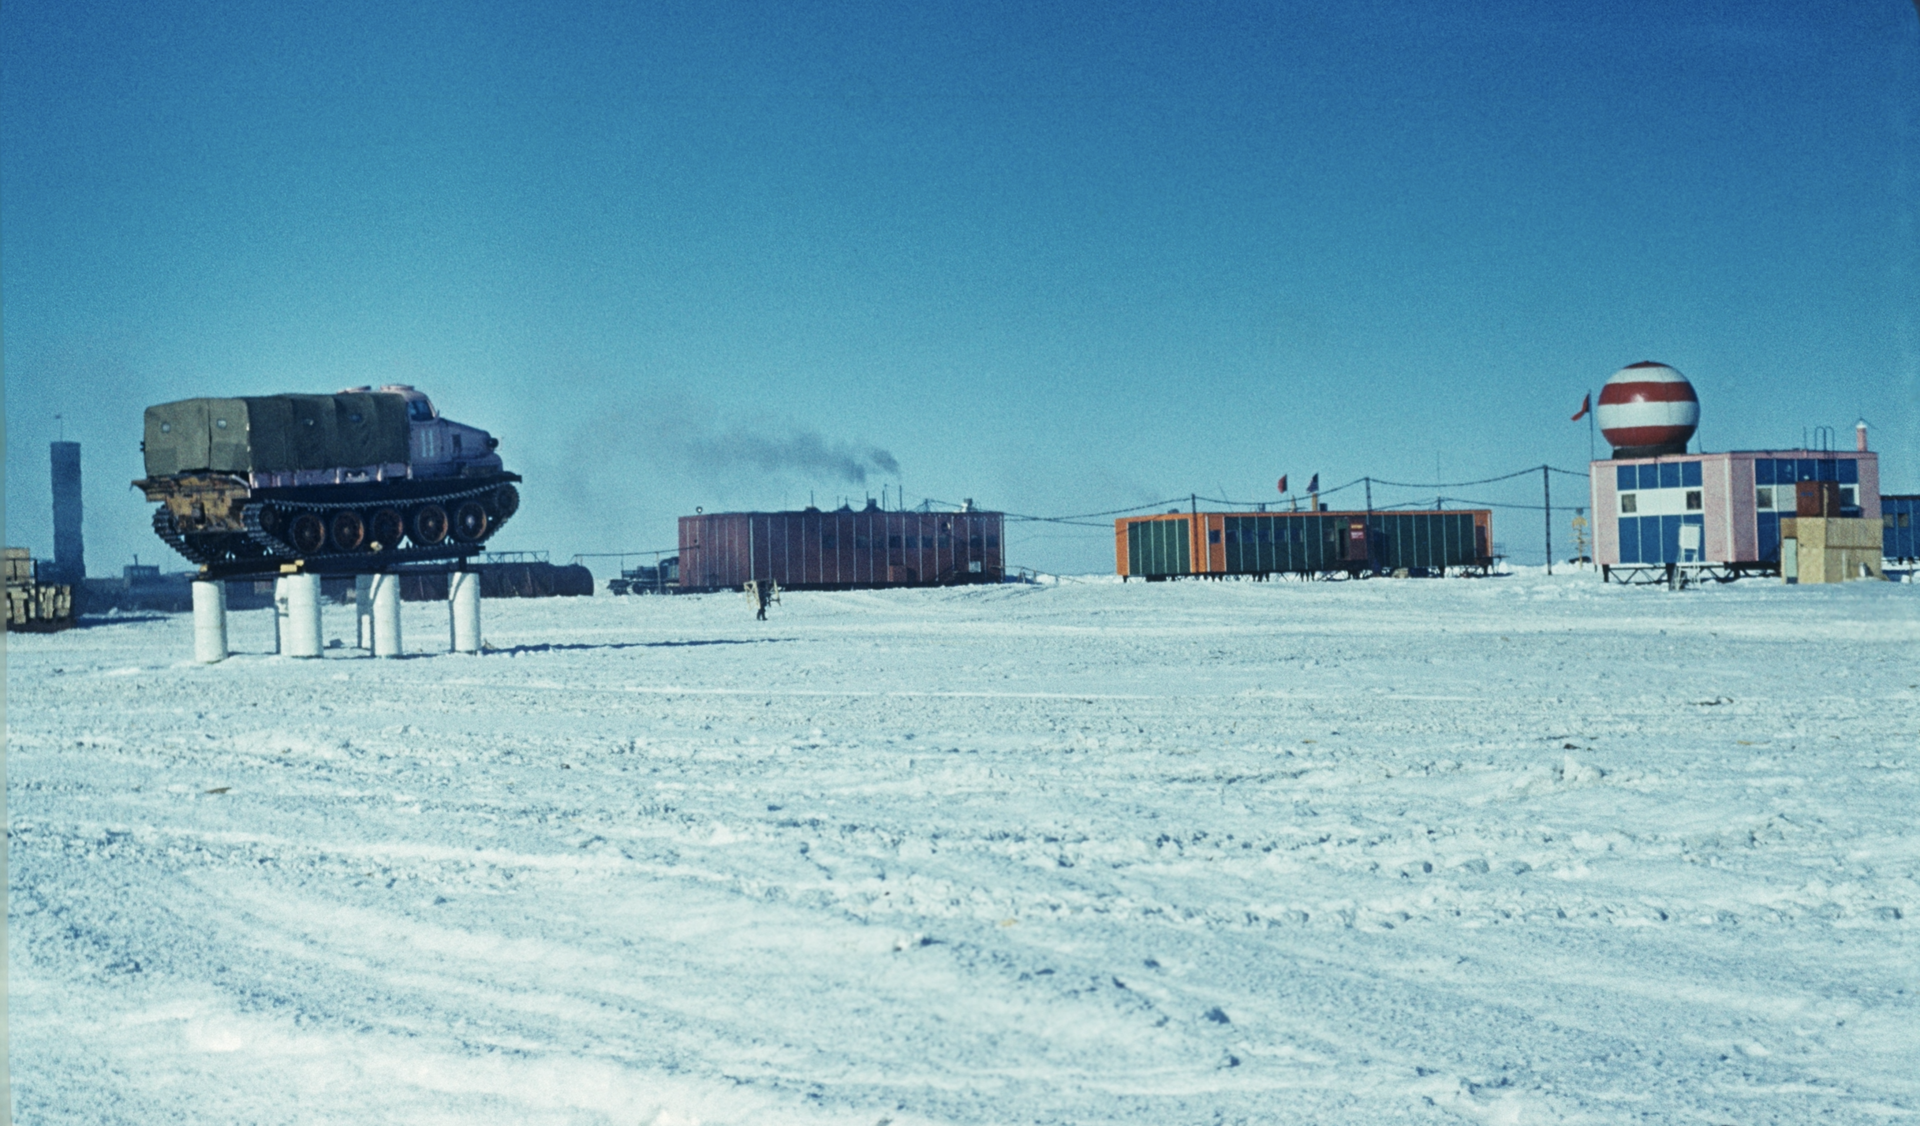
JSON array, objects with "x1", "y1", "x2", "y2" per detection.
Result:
[
  {"x1": 450, "y1": 570, "x2": 482, "y2": 653},
  {"x1": 355, "y1": 574, "x2": 374, "y2": 649},
  {"x1": 372, "y1": 573, "x2": 403, "y2": 658},
  {"x1": 192, "y1": 580, "x2": 228, "y2": 663},
  {"x1": 283, "y1": 573, "x2": 323, "y2": 658},
  {"x1": 273, "y1": 577, "x2": 289, "y2": 654}
]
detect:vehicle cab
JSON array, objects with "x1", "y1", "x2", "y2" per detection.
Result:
[{"x1": 341, "y1": 384, "x2": 505, "y2": 478}]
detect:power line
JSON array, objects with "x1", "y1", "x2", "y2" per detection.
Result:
[
  {"x1": 926, "y1": 463, "x2": 1595, "y2": 525},
  {"x1": 923, "y1": 496, "x2": 1196, "y2": 525},
  {"x1": 1007, "y1": 498, "x2": 1194, "y2": 522}
]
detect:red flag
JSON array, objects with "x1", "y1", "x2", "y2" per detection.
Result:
[
  {"x1": 1276, "y1": 475, "x2": 1288, "y2": 494},
  {"x1": 1571, "y1": 393, "x2": 1591, "y2": 421}
]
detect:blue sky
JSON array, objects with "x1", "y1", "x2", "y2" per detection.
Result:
[{"x1": 6, "y1": 0, "x2": 1916, "y2": 575}]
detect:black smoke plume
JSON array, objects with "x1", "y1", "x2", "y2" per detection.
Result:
[{"x1": 687, "y1": 427, "x2": 900, "y2": 485}]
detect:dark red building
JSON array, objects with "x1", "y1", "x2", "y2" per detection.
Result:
[{"x1": 677, "y1": 505, "x2": 1004, "y2": 592}]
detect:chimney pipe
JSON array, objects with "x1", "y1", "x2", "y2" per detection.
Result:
[{"x1": 1856, "y1": 420, "x2": 1869, "y2": 452}]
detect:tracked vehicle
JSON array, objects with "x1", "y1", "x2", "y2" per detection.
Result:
[{"x1": 136, "y1": 386, "x2": 520, "y2": 576}]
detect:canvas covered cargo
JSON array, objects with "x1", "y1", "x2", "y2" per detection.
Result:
[
  {"x1": 5, "y1": 547, "x2": 75, "y2": 631},
  {"x1": 4, "y1": 546, "x2": 34, "y2": 584},
  {"x1": 143, "y1": 392, "x2": 411, "y2": 477}
]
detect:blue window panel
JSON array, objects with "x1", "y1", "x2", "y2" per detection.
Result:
[
  {"x1": 1755, "y1": 459, "x2": 1775, "y2": 485},
  {"x1": 1617, "y1": 465, "x2": 1637, "y2": 490},
  {"x1": 1682, "y1": 461, "x2": 1702, "y2": 487},
  {"x1": 1816, "y1": 459, "x2": 1837, "y2": 482},
  {"x1": 1638, "y1": 464, "x2": 1660, "y2": 490},
  {"x1": 1838, "y1": 459, "x2": 1857, "y2": 484},
  {"x1": 1661, "y1": 515, "x2": 1681, "y2": 563},
  {"x1": 1658, "y1": 462, "x2": 1681, "y2": 489},
  {"x1": 1797, "y1": 458, "x2": 1817, "y2": 482},
  {"x1": 1758, "y1": 512, "x2": 1779, "y2": 560},
  {"x1": 1775, "y1": 459, "x2": 1795, "y2": 483},
  {"x1": 1618, "y1": 515, "x2": 1640, "y2": 563}
]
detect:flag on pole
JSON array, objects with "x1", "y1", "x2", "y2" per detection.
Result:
[
  {"x1": 1570, "y1": 393, "x2": 1591, "y2": 421},
  {"x1": 1276, "y1": 475, "x2": 1288, "y2": 494},
  {"x1": 1307, "y1": 473, "x2": 1319, "y2": 493}
]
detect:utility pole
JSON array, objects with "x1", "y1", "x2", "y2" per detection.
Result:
[
  {"x1": 1542, "y1": 465, "x2": 1552, "y2": 576},
  {"x1": 1364, "y1": 477, "x2": 1374, "y2": 573},
  {"x1": 1191, "y1": 492, "x2": 1200, "y2": 574}
]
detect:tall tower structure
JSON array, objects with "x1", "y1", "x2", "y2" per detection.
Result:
[{"x1": 51, "y1": 440, "x2": 84, "y2": 582}]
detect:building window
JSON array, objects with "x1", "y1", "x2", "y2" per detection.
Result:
[
  {"x1": 938, "y1": 534, "x2": 951, "y2": 548},
  {"x1": 986, "y1": 535, "x2": 998, "y2": 548},
  {"x1": 1840, "y1": 486, "x2": 1856, "y2": 508},
  {"x1": 821, "y1": 535, "x2": 836, "y2": 549},
  {"x1": 1208, "y1": 530, "x2": 1221, "y2": 544},
  {"x1": 888, "y1": 535, "x2": 902, "y2": 548},
  {"x1": 854, "y1": 535, "x2": 869, "y2": 549},
  {"x1": 1620, "y1": 493, "x2": 1637, "y2": 514},
  {"x1": 1685, "y1": 490, "x2": 1702, "y2": 510},
  {"x1": 1755, "y1": 487, "x2": 1773, "y2": 509}
]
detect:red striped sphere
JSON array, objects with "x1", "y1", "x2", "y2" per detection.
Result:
[{"x1": 1597, "y1": 362, "x2": 1698, "y2": 456}]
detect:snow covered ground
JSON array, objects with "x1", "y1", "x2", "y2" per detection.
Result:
[{"x1": 7, "y1": 570, "x2": 1918, "y2": 1124}]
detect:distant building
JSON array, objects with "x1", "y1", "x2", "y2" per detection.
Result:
[
  {"x1": 1590, "y1": 448, "x2": 1882, "y2": 582},
  {"x1": 678, "y1": 503, "x2": 1004, "y2": 592},
  {"x1": 1885, "y1": 495, "x2": 1919, "y2": 563},
  {"x1": 1586, "y1": 363, "x2": 1886, "y2": 584},
  {"x1": 50, "y1": 441, "x2": 84, "y2": 583},
  {"x1": 1115, "y1": 509, "x2": 1493, "y2": 579}
]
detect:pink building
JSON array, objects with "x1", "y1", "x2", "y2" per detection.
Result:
[{"x1": 1590, "y1": 449, "x2": 1881, "y2": 580}]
